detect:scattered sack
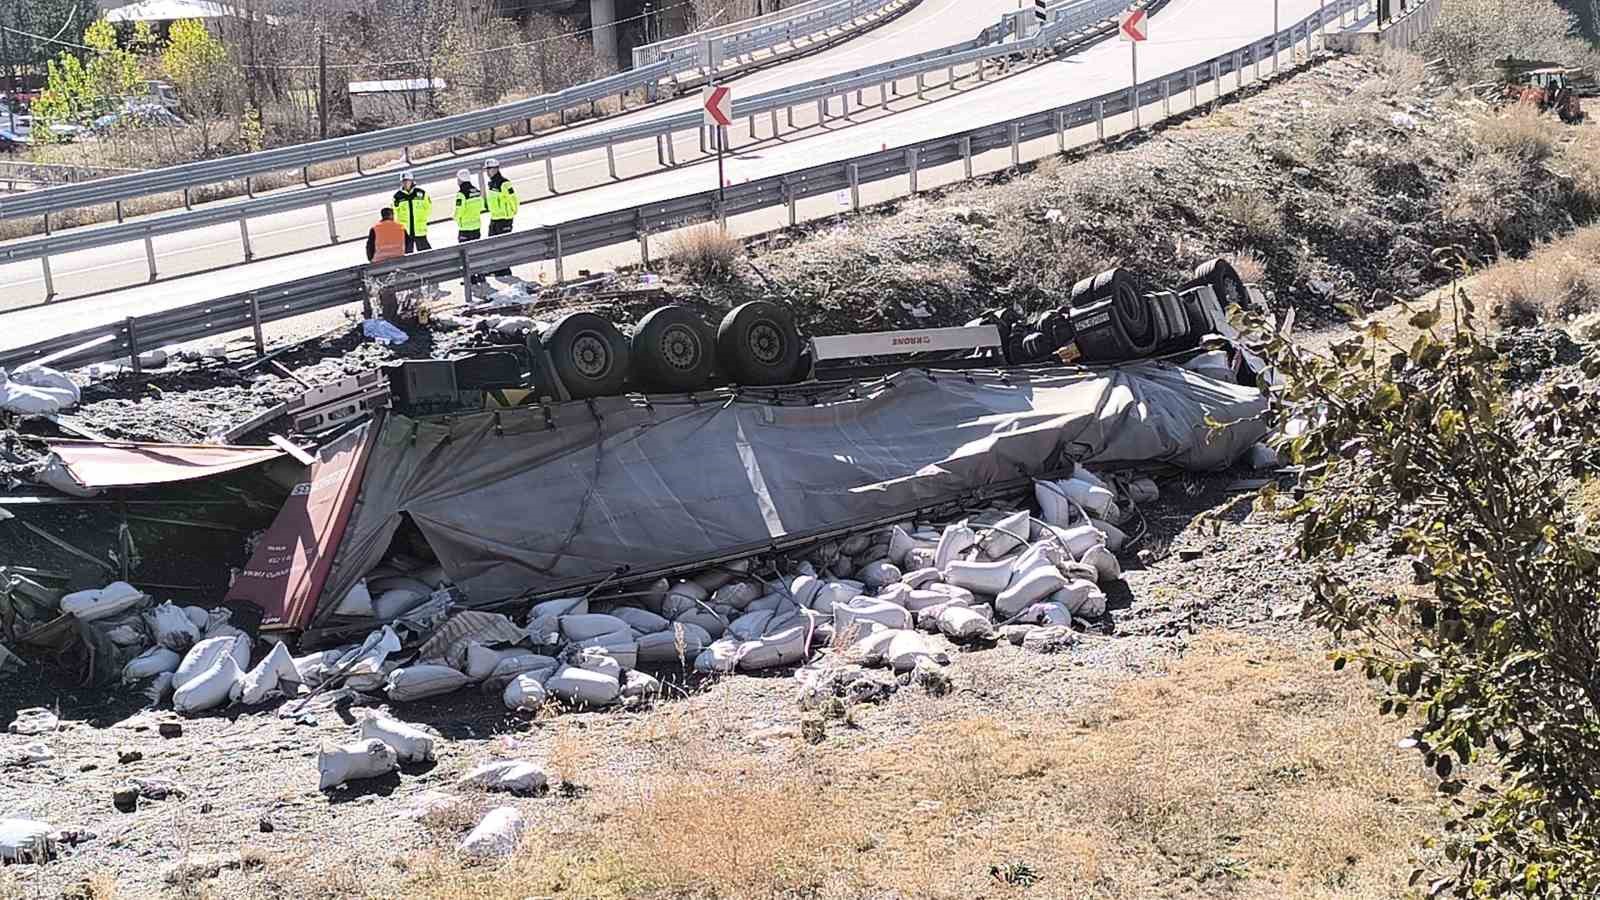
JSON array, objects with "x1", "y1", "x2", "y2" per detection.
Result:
[
  {"x1": 545, "y1": 664, "x2": 620, "y2": 707},
  {"x1": 833, "y1": 596, "x2": 912, "y2": 636},
  {"x1": 1051, "y1": 579, "x2": 1106, "y2": 617},
  {"x1": 621, "y1": 670, "x2": 661, "y2": 701},
  {"x1": 934, "y1": 523, "x2": 977, "y2": 570},
  {"x1": 332, "y1": 580, "x2": 374, "y2": 617},
  {"x1": 145, "y1": 602, "x2": 200, "y2": 652},
  {"x1": 340, "y1": 627, "x2": 401, "y2": 693},
  {"x1": 887, "y1": 526, "x2": 915, "y2": 566},
  {"x1": 232, "y1": 642, "x2": 301, "y2": 706},
  {"x1": 566, "y1": 631, "x2": 638, "y2": 671},
  {"x1": 636, "y1": 623, "x2": 712, "y2": 666},
  {"x1": 359, "y1": 715, "x2": 436, "y2": 763},
  {"x1": 60, "y1": 581, "x2": 146, "y2": 623},
  {"x1": 611, "y1": 607, "x2": 671, "y2": 635},
  {"x1": 465, "y1": 643, "x2": 536, "y2": 681},
  {"x1": 693, "y1": 638, "x2": 744, "y2": 674},
  {"x1": 385, "y1": 665, "x2": 475, "y2": 702},
  {"x1": 885, "y1": 630, "x2": 948, "y2": 673},
  {"x1": 855, "y1": 560, "x2": 902, "y2": 590},
  {"x1": 737, "y1": 623, "x2": 810, "y2": 672},
  {"x1": 559, "y1": 614, "x2": 631, "y2": 642},
  {"x1": 318, "y1": 738, "x2": 399, "y2": 791},
  {"x1": 172, "y1": 654, "x2": 241, "y2": 715},
  {"x1": 123, "y1": 647, "x2": 182, "y2": 684},
  {"x1": 808, "y1": 580, "x2": 862, "y2": 614},
  {"x1": 980, "y1": 510, "x2": 1030, "y2": 559},
  {"x1": 938, "y1": 605, "x2": 994, "y2": 641},
  {"x1": 373, "y1": 587, "x2": 431, "y2": 622},
  {"x1": 900, "y1": 567, "x2": 942, "y2": 589},
  {"x1": 1021, "y1": 625, "x2": 1079, "y2": 654},
  {"x1": 0, "y1": 818, "x2": 53, "y2": 863},
  {"x1": 1081, "y1": 545, "x2": 1122, "y2": 583},
  {"x1": 292, "y1": 649, "x2": 349, "y2": 687},
  {"x1": 458, "y1": 760, "x2": 547, "y2": 796},
  {"x1": 458, "y1": 807, "x2": 525, "y2": 858},
  {"x1": 485, "y1": 654, "x2": 560, "y2": 686},
  {"x1": 503, "y1": 672, "x2": 549, "y2": 711},
  {"x1": 995, "y1": 566, "x2": 1068, "y2": 619},
  {"x1": 944, "y1": 559, "x2": 1012, "y2": 596},
  {"x1": 7, "y1": 708, "x2": 58, "y2": 736}
]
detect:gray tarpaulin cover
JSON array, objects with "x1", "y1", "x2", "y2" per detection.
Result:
[{"x1": 312, "y1": 362, "x2": 1265, "y2": 625}]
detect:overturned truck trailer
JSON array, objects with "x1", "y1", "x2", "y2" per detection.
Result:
[{"x1": 228, "y1": 359, "x2": 1267, "y2": 643}]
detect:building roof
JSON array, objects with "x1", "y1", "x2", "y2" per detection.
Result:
[
  {"x1": 348, "y1": 79, "x2": 448, "y2": 95},
  {"x1": 105, "y1": 0, "x2": 279, "y2": 24}
]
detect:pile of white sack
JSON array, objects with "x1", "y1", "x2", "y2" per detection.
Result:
[{"x1": 0, "y1": 366, "x2": 80, "y2": 416}]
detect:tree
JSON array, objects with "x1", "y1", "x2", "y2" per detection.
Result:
[
  {"x1": 30, "y1": 17, "x2": 142, "y2": 140},
  {"x1": 1260, "y1": 250, "x2": 1600, "y2": 896},
  {"x1": 160, "y1": 19, "x2": 238, "y2": 154}
]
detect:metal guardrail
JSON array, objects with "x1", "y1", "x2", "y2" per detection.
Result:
[
  {"x1": 635, "y1": 0, "x2": 877, "y2": 68},
  {"x1": 0, "y1": 0, "x2": 1442, "y2": 375},
  {"x1": 0, "y1": 0, "x2": 906, "y2": 227},
  {"x1": 0, "y1": 0, "x2": 1125, "y2": 295},
  {"x1": 0, "y1": 160, "x2": 138, "y2": 186}
]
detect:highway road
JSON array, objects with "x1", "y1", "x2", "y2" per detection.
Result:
[
  {"x1": 0, "y1": 0, "x2": 1362, "y2": 354},
  {"x1": 0, "y1": 0, "x2": 1012, "y2": 310}
]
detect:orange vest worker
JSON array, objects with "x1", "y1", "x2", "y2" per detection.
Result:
[{"x1": 367, "y1": 215, "x2": 407, "y2": 263}]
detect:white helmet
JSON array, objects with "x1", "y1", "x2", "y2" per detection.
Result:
[
  {"x1": 456, "y1": 168, "x2": 471, "y2": 182},
  {"x1": 400, "y1": 170, "x2": 414, "y2": 182},
  {"x1": 485, "y1": 157, "x2": 500, "y2": 168}
]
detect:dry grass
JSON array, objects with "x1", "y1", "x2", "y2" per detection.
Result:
[
  {"x1": 663, "y1": 223, "x2": 744, "y2": 284},
  {"x1": 396, "y1": 632, "x2": 1434, "y2": 900},
  {"x1": 1230, "y1": 249, "x2": 1268, "y2": 284},
  {"x1": 1562, "y1": 126, "x2": 1600, "y2": 216},
  {"x1": 1219, "y1": 190, "x2": 1282, "y2": 242},
  {"x1": 1481, "y1": 225, "x2": 1600, "y2": 325},
  {"x1": 1473, "y1": 103, "x2": 1563, "y2": 164}
]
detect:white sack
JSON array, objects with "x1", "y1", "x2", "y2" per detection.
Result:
[
  {"x1": 486, "y1": 654, "x2": 559, "y2": 685},
  {"x1": 934, "y1": 523, "x2": 977, "y2": 570},
  {"x1": 145, "y1": 602, "x2": 200, "y2": 652},
  {"x1": 1050, "y1": 524, "x2": 1106, "y2": 559},
  {"x1": 903, "y1": 546, "x2": 938, "y2": 571},
  {"x1": 636, "y1": 624, "x2": 712, "y2": 665},
  {"x1": 1089, "y1": 519, "x2": 1128, "y2": 553},
  {"x1": 886, "y1": 630, "x2": 948, "y2": 673},
  {"x1": 340, "y1": 627, "x2": 401, "y2": 693},
  {"x1": 459, "y1": 760, "x2": 547, "y2": 795},
  {"x1": 459, "y1": 807, "x2": 525, "y2": 858},
  {"x1": 231, "y1": 642, "x2": 300, "y2": 705},
  {"x1": 122, "y1": 647, "x2": 181, "y2": 683},
  {"x1": 0, "y1": 365, "x2": 79, "y2": 415},
  {"x1": 693, "y1": 638, "x2": 744, "y2": 674},
  {"x1": 981, "y1": 510, "x2": 1031, "y2": 559},
  {"x1": 900, "y1": 567, "x2": 942, "y2": 589},
  {"x1": 146, "y1": 672, "x2": 175, "y2": 705},
  {"x1": 373, "y1": 588, "x2": 431, "y2": 622},
  {"x1": 939, "y1": 606, "x2": 995, "y2": 641},
  {"x1": 317, "y1": 738, "x2": 398, "y2": 790},
  {"x1": 559, "y1": 614, "x2": 631, "y2": 643},
  {"x1": 612, "y1": 607, "x2": 671, "y2": 635},
  {"x1": 1247, "y1": 442, "x2": 1280, "y2": 469},
  {"x1": 173, "y1": 635, "x2": 248, "y2": 692},
  {"x1": 567, "y1": 631, "x2": 637, "y2": 670},
  {"x1": 172, "y1": 654, "x2": 241, "y2": 714},
  {"x1": 1051, "y1": 579, "x2": 1107, "y2": 618},
  {"x1": 60, "y1": 581, "x2": 145, "y2": 623},
  {"x1": 996, "y1": 566, "x2": 1069, "y2": 618},
  {"x1": 293, "y1": 648, "x2": 349, "y2": 687},
  {"x1": 546, "y1": 664, "x2": 620, "y2": 706},
  {"x1": 809, "y1": 580, "x2": 862, "y2": 614},
  {"x1": 465, "y1": 643, "x2": 535, "y2": 681},
  {"x1": 945, "y1": 559, "x2": 1012, "y2": 596},
  {"x1": 1020, "y1": 602, "x2": 1073, "y2": 626},
  {"x1": 368, "y1": 576, "x2": 434, "y2": 597},
  {"x1": 359, "y1": 715, "x2": 436, "y2": 762},
  {"x1": 728, "y1": 609, "x2": 775, "y2": 642},
  {"x1": 1081, "y1": 545, "x2": 1123, "y2": 583},
  {"x1": 736, "y1": 624, "x2": 810, "y2": 672},
  {"x1": 503, "y1": 673, "x2": 549, "y2": 711},
  {"x1": 887, "y1": 527, "x2": 916, "y2": 566},
  {"x1": 787, "y1": 574, "x2": 822, "y2": 609},
  {"x1": 855, "y1": 560, "x2": 902, "y2": 590},
  {"x1": 385, "y1": 665, "x2": 474, "y2": 702},
  {"x1": 673, "y1": 608, "x2": 728, "y2": 640},
  {"x1": 902, "y1": 589, "x2": 955, "y2": 612},
  {"x1": 332, "y1": 580, "x2": 374, "y2": 617},
  {"x1": 833, "y1": 596, "x2": 912, "y2": 636}
]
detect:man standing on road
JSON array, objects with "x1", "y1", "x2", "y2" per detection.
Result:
[
  {"x1": 364, "y1": 207, "x2": 406, "y2": 263},
  {"x1": 454, "y1": 168, "x2": 487, "y2": 291},
  {"x1": 393, "y1": 171, "x2": 433, "y2": 253},
  {"x1": 483, "y1": 158, "x2": 518, "y2": 282}
]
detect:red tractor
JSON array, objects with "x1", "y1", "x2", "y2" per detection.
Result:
[{"x1": 1513, "y1": 68, "x2": 1587, "y2": 124}]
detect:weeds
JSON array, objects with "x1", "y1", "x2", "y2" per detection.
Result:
[
  {"x1": 663, "y1": 224, "x2": 743, "y2": 285},
  {"x1": 1481, "y1": 225, "x2": 1600, "y2": 324}
]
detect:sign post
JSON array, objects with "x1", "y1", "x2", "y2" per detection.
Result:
[
  {"x1": 1119, "y1": 9, "x2": 1148, "y2": 129},
  {"x1": 702, "y1": 83, "x2": 734, "y2": 219}
]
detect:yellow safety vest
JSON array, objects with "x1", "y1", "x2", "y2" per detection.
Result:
[
  {"x1": 454, "y1": 187, "x2": 485, "y2": 233},
  {"x1": 486, "y1": 173, "x2": 517, "y2": 222},
  {"x1": 392, "y1": 187, "x2": 432, "y2": 237}
]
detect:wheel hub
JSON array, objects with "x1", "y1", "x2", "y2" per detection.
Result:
[
  {"x1": 749, "y1": 321, "x2": 785, "y2": 365},
  {"x1": 659, "y1": 324, "x2": 701, "y2": 372},
  {"x1": 571, "y1": 331, "x2": 611, "y2": 378}
]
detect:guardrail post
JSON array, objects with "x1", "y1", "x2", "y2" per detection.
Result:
[
  {"x1": 787, "y1": 105, "x2": 796, "y2": 129},
  {"x1": 916, "y1": 72, "x2": 925, "y2": 100},
  {"x1": 553, "y1": 227, "x2": 565, "y2": 282},
  {"x1": 606, "y1": 141, "x2": 618, "y2": 179},
  {"x1": 325, "y1": 202, "x2": 339, "y2": 244},
  {"x1": 1237, "y1": 51, "x2": 1245, "y2": 89},
  {"x1": 144, "y1": 235, "x2": 157, "y2": 282},
  {"x1": 245, "y1": 176, "x2": 254, "y2": 198},
  {"x1": 748, "y1": 111, "x2": 757, "y2": 134},
  {"x1": 907, "y1": 149, "x2": 919, "y2": 194},
  {"x1": 356, "y1": 155, "x2": 366, "y2": 175},
  {"x1": 637, "y1": 211, "x2": 650, "y2": 265},
  {"x1": 700, "y1": 126, "x2": 708, "y2": 154},
  {"x1": 546, "y1": 157, "x2": 557, "y2": 193},
  {"x1": 1008, "y1": 123, "x2": 1020, "y2": 168},
  {"x1": 784, "y1": 180, "x2": 797, "y2": 225},
  {"x1": 1055, "y1": 111, "x2": 1066, "y2": 152},
  {"x1": 183, "y1": 188, "x2": 192, "y2": 210},
  {"x1": 41, "y1": 214, "x2": 50, "y2": 236},
  {"x1": 656, "y1": 134, "x2": 666, "y2": 167},
  {"x1": 1304, "y1": 21, "x2": 1312, "y2": 55},
  {"x1": 1213, "y1": 60, "x2": 1222, "y2": 104},
  {"x1": 302, "y1": 166, "x2": 312, "y2": 187},
  {"x1": 40, "y1": 256, "x2": 56, "y2": 301},
  {"x1": 126, "y1": 317, "x2": 142, "y2": 375},
  {"x1": 239, "y1": 218, "x2": 253, "y2": 262},
  {"x1": 459, "y1": 246, "x2": 473, "y2": 296},
  {"x1": 1189, "y1": 67, "x2": 1197, "y2": 107},
  {"x1": 1095, "y1": 100, "x2": 1104, "y2": 142},
  {"x1": 666, "y1": 133, "x2": 677, "y2": 166},
  {"x1": 978, "y1": 59, "x2": 986, "y2": 82},
  {"x1": 249, "y1": 292, "x2": 265, "y2": 357},
  {"x1": 848, "y1": 162, "x2": 860, "y2": 210},
  {"x1": 855, "y1": 88, "x2": 863, "y2": 106},
  {"x1": 769, "y1": 109, "x2": 779, "y2": 136},
  {"x1": 816, "y1": 97, "x2": 826, "y2": 123},
  {"x1": 1162, "y1": 79, "x2": 1171, "y2": 118},
  {"x1": 947, "y1": 65, "x2": 955, "y2": 88}
]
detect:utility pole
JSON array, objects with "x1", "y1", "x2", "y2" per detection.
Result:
[
  {"x1": 245, "y1": 0, "x2": 259, "y2": 111},
  {"x1": 318, "y1": 32, "x2": 328, "y2": 139},
  {"x1": 0, "y1": 19, "x2": 15, "y2": 135}
]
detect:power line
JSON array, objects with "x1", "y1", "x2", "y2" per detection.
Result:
[{"x1": 0, "y1": 0, "x2": 696, "y2": 73}]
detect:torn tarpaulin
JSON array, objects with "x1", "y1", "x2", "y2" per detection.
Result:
[{"x1": 44, "y1": 441, "x2": 285, "y2": 490}]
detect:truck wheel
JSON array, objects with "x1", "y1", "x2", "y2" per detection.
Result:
[
  {"x1": 633, "y1": 305, "x2": 715, "y2": 391},
  {"x1": 547, "y1": 312, "x2": 631, "y2": 398},
  {"x1": 1184, "y1": 258, "x2": 1249, "y2": 311},
  {"x1": 717, "y1": 301, "x2": 802, "y2": 386}
]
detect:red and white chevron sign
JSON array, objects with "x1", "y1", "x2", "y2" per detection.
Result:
[
  {"x1": 1119, "y1": 8, "x2": 1148, "y2": 41},
  {"x1": 702, "y1": 84, "x2": 733, "y2": 128}
]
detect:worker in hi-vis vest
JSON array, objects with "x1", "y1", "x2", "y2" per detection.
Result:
[
  {"x1": 484, "y1": 157, "x2": 517, "y2": 280},
  {"x1": 392, "y1": 171, "x2": 432, "y2": 253},
  {"x1": 365, "y1": 207, "x2": 406, "y2": 263},
  {"x1": 454, "y1": 168, "x2": 487, "y2": 288}
]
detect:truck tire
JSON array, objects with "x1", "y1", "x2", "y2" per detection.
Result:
[
  {"x1": 1183, "y1": 258, "x2": 1249, "y2": 313},
  {"x1": 717, "y1": 301, "x2": 802, "y2": 386},
  {"x1": 632, "y1": 305, "x2": 716, "y2": 391},
  {"x1": 547, "y1": 312, "x2": 631, "y2": 399}
]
